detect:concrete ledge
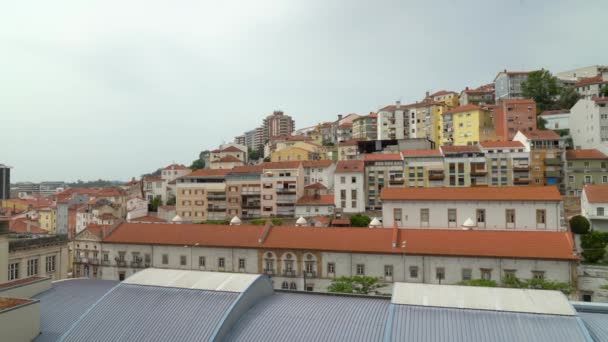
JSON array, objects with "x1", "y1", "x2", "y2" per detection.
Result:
[{"x1": 0, "y1": 277, "x2": 52, "y2": 298}]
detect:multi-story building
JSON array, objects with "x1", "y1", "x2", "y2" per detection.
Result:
[
  {"x1": 513, "y1": 130, "x2": 566, "y2": 192},
  {"x1": 402, "y1": 150, "x2": 444, "y2": 188},
  {"x1": 143, "y1": 176, "x2": 165, "y2": 203},
  {"x1": 494, "y1": 99, "x2": 537, "y2": 140},
  {"x1": 381, "y1": 186, "x2": 564, "y2": 231},
  {"x1": 56, "y1": 188, "x2": 97, "y2": 235},
  {"x1": 377, "y1": 101, "x2": 411, "y2": 140},
  {"x1": 7, "y1": 233, "x2": 69, "y2": 282},
  {"x1": 295, "y1": 194, "x2": 335, "y2": 218},
  {"x1": 363, "y1": 154, "x2": 404, "y2": 210},
  {"x1": 337, "y1": 139, "x2": 361, "y2": 161},
  {"x1": 263, "y1": 111, "x2": 295, "y2": 141},
  {"x1": 226, "y1": 165, "x2": 263, "y2": 220},
  {"x1": 574, "y1": 75, "x2": 607, "y2": 100},
  {"x1": 175, "y1": 169, "x2": 230, "y2": 222},
  {"x1": 260, "y1": 162, "x2": 304, "y2": 217},
  {"x1": 271, "y1": 145, "x2": 319, "y2": 163},
  {"x1": 459, "y1": 84, "x2": 495, "y2": 106},
  {"x1": 302, "y1": 160, "x2": 335, "y2": 188},
  {"x1": 334, "y1": 160, "x2": 365, "y2": 213},
  {"x1": 539, "y1": 109, "x2": 570, "y2": 131},
  {"x1": 440, "y1": 145, "x2": 488, "y2": 187},
  {"x1": 479, "y1": 141, "x2": 530, "y2": 187},
  {"x1": 494, "y1": 70, "x2": 533, "y2": 102},
  {"x1": 581, "y1": 184, "x2": 608, "y2": 231},
  {"x1": 98, "y1": 222, "x2": 576, "y2": 293},
  {"x1": 427, "y1": 90, "x2": 459, "y2": 108},
  {"x1": 407, "y1": 101, "x2": 444, "y2": 143},
  {"x1": 336, "y1": 122, "x2": 353, "y2": 143},
  {"x1": 351, "y1": 113, "x2": 377, "y2": 140},
  {"x1": 440, "y1": 104, "x2": 494, "y2": 146},
  {"x1": 38, "y1": 207, "x2": 57, "y2": 233},
  {"x1": 210, "y1": 144, "x2": 247, "y2": 170},
  {"x1": 556, "y1": 65, "x2": 607, "y2": 83},
  {"x1": 565, "y1": 149, "x2": 608, "y2": 196},
  {"x1": 72, "y1": 224, "x2": 112, "y2": 278},
  {"x1": 0, "y1": 164, "x2": 10, "y2": 200},
  {"x1": 570, "y1": 98, "x2": 608, "y2": 156}
]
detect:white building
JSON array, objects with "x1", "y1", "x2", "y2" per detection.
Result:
[
  {"x1": 143, "y1": 176, "x2": 165, "y2": 203},
  {"x1": 539, "y1": 109, "x2": 571, "y2": 131},
  {"x1": 377, "y1": 101, "x2": 410, "y2": 140},
  {"x1": 570, "y1": 98, "x2": 608, "y2": 156},
  {"x1": 381, "y1": 186, "x2": 564, "y2": 231},
  {"x1": 581, "y1": 184, "x2": 608, "y2": 231},
  {"x1": 302, "y1": 160, "x2": 336, "y2": 188},
  {"x1": 333, "y1": 160, "x2": 365, "y2": 213},
  {"x1": 126, "y1": 197, "x2": 148, "y2": 220},
  {"x1": 260, "y1": 161, "x2": 305, "y2": 217},
  {"x1": 295, "y1": 194, "x2": 335, "y2": 218}
]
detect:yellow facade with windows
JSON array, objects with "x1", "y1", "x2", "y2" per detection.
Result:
[
  {"x1": 38, "y1": 208, "x2": 57, "y2": 233},
  {"x1": 441, "y1": 107, "x2": 493, "y2": 146}
]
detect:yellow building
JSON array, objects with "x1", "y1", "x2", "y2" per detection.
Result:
[
  {"x1": 429, "y1": 90, "x2": 460, "y2": 108},
  {"x1": 441, "y1": 104, "x2": 494, "y2": 146},
  {"x1": 1, "y1": 198, "x2": 30, "y2": 213},
  {"x1": 38, "y1": 207, "x2": 57, "y2": 233},
  {"x1": 271, "y1": 147, "x2": 315, "y2": 162}
]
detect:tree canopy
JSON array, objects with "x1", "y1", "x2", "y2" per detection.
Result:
[
  {"x1": 556, "y1": 86, "x2": 581, "y2": 110},
  {"x1": 327, "y1": 276, "x2": 387, "y2": 294},
  {"x1": 148, "y1": 196, "x2": 163, "y2": 212},
  {"x1": 601, "y1": 85, "x2": 608, "y2": 97},
  {"x1": 189, "y1": 159, "x2": 205, "y2": 171},
  {"x1": 349, "y1": 214, "x2": 371, "y2": 227},
  {"x1": 521, "y1": 70, "x2": 560, "y2": 113},
  {"x1": 581, "y1": 231, "x2": 608, "y2": 263},
  {"x1": 570, "y1": 215, "x2": 590, "y2": 234}
]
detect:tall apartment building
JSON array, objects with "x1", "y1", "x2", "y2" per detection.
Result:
[
  {"x1": 440, "y1": 145, "x2": 488, "y2": 187},
  {"x1": 479, "y1": 141, "x2": 531, "y2": 187},
  {"x1": 408, "y1": 101, "x2": 446, "y2": 143},
  {"x1": 402, "y1": 150, "x2": 444, "y2": 188},
  {"x1": 427, "y1": 90, "x2": 459, "y2": 108},
  {"x1": 264, "y1": 111, "x2": 295, "y2": 141},
  {"x1": 333, "y1": 160, "x2": 365, "y2": 213},
  {"x1": 352, "y1": 113, "x2": 377, "y2": 140},
  {"x1": 513, "y1": 130, "x2": 566, "y2": 193},
  {"x1": 377, "y1": 101, "x2": 410, "y2": 140},
  {"x1": 175, "y1": 169, "x2": 230, "y2": 222},
  {"x1": 570, "y1": 98, "x2": 608, "y2": 156},
  {"x1": 260, "y1": 162, "x2": 304, "y2": 217},
  {"x1": 226, "y1": 165, "x2": 263, "y2": 220},
  {"x1": 363, "y1": 154, "x2": 405, "y2": 210},
  {"x1": 574, "y1": 76, "x2": 607, "y2": 100},
  {"x1": 0, "y1": 164, "x2": 10, "y2": 200},
  {"x1": 565, "y1": 149, "x2": 608, "y2": 196},
  {"x1": 440, "y1": 104, "x2": 494, "y2": 146},
  {"x1": 459, "y1": 84, "x2": 495, "y2": 105},
  {"x1": 494, "y1": 99, "x2": 537, "y2": 140},
  {"x1": 494, "y1": 70, "x2": 533, "y2": 102}
]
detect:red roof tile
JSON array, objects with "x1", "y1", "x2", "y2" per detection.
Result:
[
  {"x1": 130, "y1": 215, "x2": 166, "y2": 223},
  {"x1": 401, "y1": 149, "x2": 442, "y2": 157},
  {"x1": 575, "y1": 75, "x2": 606, "y2": 87},
  {"x1": 431, "y1": 90, "x2": 457, "y2": 97},
  {"x1": 521, "y1": 130, "x2": 561, "y2": 140},
  {"x1": 381, "y1": 186, "x2": 561, "y2": 202},
  {"x1": 335, "y1": 160, "x2": 364, "y2": 173},
  {"x1": 304, "y1": 182, "x2": 328, "y2": 190},
  {"x1": 584, "y1": 184, "x2": 608, "y2": 203},
  {"x1": 162, "y1": 164, "x2": 188, "y2": 171},
  {"x1": 440, "y1": 145, "x2": 482, "y2": 154},
  {"x1": 296, "y1": 195, "x2": 334, "y2": 205},
  {"x1": 592, "y1": 97, "x2": 608, "y2": 103},
  {"x1": 566, "y1": 149, "x2": 608, "y2": 160},
  {"x1": 331, "y1": 218, "x2": 350, "y2": 225},
  {"x1": 229, "y1": 165, "x2": 265, "y2": 174},
  {"x1": 302, "y1": 160, "x2": 333, "y2": 168},
  {"x1": 80, "y1": 224, "x2": 112, "y2": 239},
  {"x1": 219, "y1": 145, "x2": 246, "y2": 153},
  {"x1": 479, "y1": 141, "x2": 524, "y2": 148},
  {"x1": 363, "y1": 153, "x2": 402, "y2": 162},
  {"x1": 0, "y1": 298, "x2": 34, "y2": 310},
  {"x1": 211, "y1": 155, "x2": 242, "y2": 163},
  {"x1": 185, "y1": 169, "x2": 232, "y2": 178},
  {"x1": 9, "y1": 219, "x2": 47, "y2": 234},
  {"x1": 311, "y1": 216, "x2": 330, "y2": 224},
  {"x1": 0, "y1": 277, "x2": 45, "y2": 290}
]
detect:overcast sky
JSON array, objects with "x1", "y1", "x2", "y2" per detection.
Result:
[{"x1": 1, "y1": 0, "x2": 606, "y2": 182}]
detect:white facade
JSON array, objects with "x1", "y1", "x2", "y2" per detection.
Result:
[
  {"x1": 303, "y1": 163, "x2": 336, "y2": 189},
  {"x1": 539, "y1": 111, "x2": 570, "y2": 130},
  {"x1": 295, "y1": 203, "x2": 335, "y2": 218},
  {"x1": 333, "y1": 172, "x2": 365, "y2": 213},
  {"x1": 377, "y1": 103, "x2": 408, "y2": 140},
  {"x1": 126, "y1": 197, "x2": 148, "y2": 220},
  {"x1": 382, "y1": 199, "x2": 563, "y2": 231},
  {"x1": 581, "y1": 188, "x2": 608, "y2": 231},
  {"x1": 570, "y1": 99, "x2": 608, "y2": 156}
]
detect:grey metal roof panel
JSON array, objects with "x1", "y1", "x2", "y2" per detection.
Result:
[
  {"x1": 226, "y1": 293, "x2": 390, "y2": 342},
  {"x1": 579, "y1": 312, "x2": 608, "y2": 342},
  {"x1": 61, "y1": 283, "x2": 238, "y2": 342},
  {"x1": 34, "y1": 279, "x2": 119, "y2": 342},
  {"x1": 389, "y1": 304, "x2": 589, "y2": 342}
]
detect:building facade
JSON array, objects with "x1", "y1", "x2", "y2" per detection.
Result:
[
  {"x1": 539, "y1": 109, "x2": 570, "y2": 131},
  {"x1": 175, "y1": 169, "x2": 230, "y2": 222},
  {"x1": 581, "y1": 184, "x2": 608, "y2": 231},
  {"x1": 363, "y1": 154, "x2": 405, "y2": 209},
  {"x1": 352, "y1": 113, "x2": 378, "y2": 140},
  {"x1": 494, "y1": 70, "x2": 532, "y2": 102},
  {"x1": 0, "y1": 164, "x2": 10, "y2": 200},
  {"x1": 570, "y1": 98, "x2": 608, "y2": 156},
  {"x1": 514, "y1": 130, "x2": 566, "y2": 192},
  {"x1": 334, "y1": 160, "x2": 365, "y2": 213},
  {"x1": 260, "y1": 162, "x2": 304, "y2": 217},
  {"x1": 565, "y1": 149, "x2": 608, "y2": 196},
  {"x1": 263, "y1": 111, "x2": 295, "y2": 141},
  {"x1": 494, "y1": 99, "x2": 537, "y2": 140},
  {"x1": 440, "y1": 104, "x2": 494, "y2": 146}
]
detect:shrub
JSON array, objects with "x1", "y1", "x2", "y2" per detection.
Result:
[
  {"x1": 250, "y1": 219, "x2": 267, "y2": 226},
  {"x1": 327, "y1": 276, "x2": 387, "y2": 294},
  {"x1": 457, "y1": 279, "x2": 497, "y2": 287},
  {"x1": 570, "y1": 215, "x2": 591, "y2": 234},
  {"x1": 350, "y1": 214, "x2": 371, "y2": 227},
  {"x1": 581, "y1": 231, "x2": 608, "y2": 263},
  {"x1": 270, "y1": 218, "x2": 283, "y2": 226},
  {"x1": 201, "y1": 220, "x2": 230, "y2": 225},
  {"x1": 249, "y1": 218, "x2": 283, "y2": 226}
]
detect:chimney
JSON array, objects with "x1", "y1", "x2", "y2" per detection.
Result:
[
  {"x1": 337, "y1": 114, "x2": 343, "y2": 121},
  {"x1": 465, "y1": 86, "x2": 469, "y2": 90}
]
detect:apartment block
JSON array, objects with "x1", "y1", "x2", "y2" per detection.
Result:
[
  {"x1": 440, "y1": 104, "x2": 494, "y2": 146},
  {"x1": 575, "y1": 75, "x2": 607, "y2": 100},
  {"x1": 427, "y1": 90, "x2": 459, "y2": 108},
  {"x1": 513, "y1": 130, "x2": 566, "y2": 192},
  {"x1": 363, "y1": 154, "x2": 404, "y2": 210},
  {"x1": 264, "y1": 111, "x2": 295, "y2": 141},
  {"x1": 479, "y1": 141, "x2": 531, "y2": 187},
  {"x1": 407, "y1": 101, "x2": 444, "y2": 143},
  {"x1": 401, "y1": 150, "x2": 444, "y2": 188},
  {"x1": 570, "y1": 98, "x2": 608, "y2": 156},
  {"x1": 175, "y1": 169, "x2": 230, "y2": 222},
  {"x1": 352, "y1": 113, "x2": 377, "y2": 140},
  {"x1": 494, "y1": 70, "x2": 533, "y2": 102},
  {"x1": 565, "y1": 149, "x2": 608, "y2": 196},
  {"x1": 377, "y1": 101, "x2": 410, "y2": 140},
  {"x1": 494, "y1": 99, "x2": 537, "y2": 140},
  {"x1": 334, "y1": 160, "x2": 365, "y2": 213},
  {"x1": 302, "y1": 160, "x2": 335, "y2": 188},
  {"x1": 260, "y1": 162, "x2": 304, "y2": 217},
  {"x1": 210, "y1": 144, "x2": 247, "y2": 170},
  {"x1": 440, "y1": 145, "x2": 488, "y2": 187},
  {"x1": 226, "y1": 165, "x2": 263, "y2": 220},
  {"x1": 459, "y1": 84, "x2": 495, "y2": 106},
  {"x1": 337, "y1": 139, "x2": 360, "y2": 161}
]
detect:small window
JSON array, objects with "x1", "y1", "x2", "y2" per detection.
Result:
[
  {"x1": 506, "y1": 209, "x2": 515, "y2": 224},
  {"x1": 476, "y1": 209, "x2": 485, "y2": 224},
  {"x1": 448, "y1": 209, "x2": 457, "y2": 223},
  {"x1": 327, "y1": 262, "x2": 335, "y2": 274},
  {"x1": 180, "y1": 255, "x2": 187, "y2": 266},
  {"x1": 420, "y1": 209, "x2": 429, "y2": 225},
  {"x1": 532, "y1": 271, "x2": 545, "y2": 280},
  {"x1": 504, "y1": 269, "x2": 516, "y2": 279},
  {"x1": 340, "y1": 176, "x2": 346, "y2": 184},
  {"x1": 351, "y1": 176, "x2": 356, "y2": 184},
  {"x1": 436, "y1": 267, "x2": 445, "y2": 281},
  {"x1": 281, "y1": 281, "x2": 289, "y2": 290},
  {"x1": 8, "y1": 262, "x2": 19, "y2": 281},
  {"x1": 162, "y1": 254, "x2": 169, "y2": 265},
  {"x1": 481, "y1": 269, "x2": 492, "y2": 280},
  {"x1": 218, "y1": 257, "x2": 225, "y2": 268},
  {"x1": 356, "y1": 264, "x2": 365, "y2": 275},
  {"x1": 536, "y1": 209, "x2": 546, "y2": 224},
  {"x1": 462, "y1": 268, "x2": 472, "y2": 281},
  {"x1": 598, "y1": 208, "x2": 605, "y2": 216},
  {"x1": 199, "y1": 256, "x2": 206, "y2": 267},
  {"x1": 239, "y1": 258, "x2": 246, "y2": 269},
  {"x1": 394, "y1": 208, "x2": 402, "y2": 225},
  {"x1": 384, "y1": 265, "x2": 393, "y2": 277},
  {"x1": 409, "y1": 266, "x2": 419, "y2": 278}
]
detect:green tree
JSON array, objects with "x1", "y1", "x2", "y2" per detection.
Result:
[
  {"x1": 166, "y1": 195, "x2": 176, "y2": 206},
  {"x1": 189, "y1": 159, "x2": 205, "y2": 171},
  {"x1": 569, "y1": 215, "x2": 591, "y2": 234},
  {"x1": 349, "y1": 214, "x2": 371, "y2": 227},
  {"x1": 248, "y1": 149, "x2": 260, "y2": 161},
  {"x1": 457, "y1": 279, "x2": 497, "y2": 287},
  {"x1": 537, "y1": 116, "x2": 548, "y2": 130},
  {"x1": 601, "y1": 85, "x2": 608, "y2": 97},
  {"x1": 148, "y1": 196, "x2": 163, "y2": 212},
  {"x1": 522, "y1": 70, "x2": 559, "y2": 112},
  {"x1": 328, "y1": 276, "x2": 387, "y2": 295},
  {"x1": 581, "y1": 231, "x2": 608, "y2": 263},
  {"x1": 557, "y1": 86, "x2": 581, "y2": 110}
]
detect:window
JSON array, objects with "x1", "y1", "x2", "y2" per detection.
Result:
[
  {"x1": 584, "y1": 161, "x2": 590, "y2": 169},
  {"x1": 239, "y1": 258, "x2": 246, "y2": 269},
  {"x1": 199, "y1": 256, "x2": 206, "y2": 267},
  {"x1": 180, "y1": 255, "x2": 187, "y2": 266},
  {"x1": 218, "y1": 257, "x2": 225, "y2": 268},
  {"x1": 351, "y1": 190, "x2": 357, "y2": 208},
  {"x1": 598, "y1": 208, "x2": 605, "y2": 216},
  {"x1": 281, "y1": 281, "x2": 289, "y2": 290},
  {"x1": 340, "y1": 190, "x2": 346, "y2": 208},
  {"x1": 394, "y1": 208, "x2": 402, "y2": 225},
  {"x1": 45, "y1": 255, "x2": 56, "y2": 273},
  {"x1": 436, "y1": 267, "x2": 445, "y2": 281},
  {"x1": 476, "y1": 209, "x2": 485, "y2": 225},
  {"x1": 506, "y1": 209, "x2": 515, "y2": 224},
  {"x1": 327, "y1": 262, "x2": 335, "y2": 274},
  {"x1": 351, "y1": 176, "x2": 356, "y2": 184},
  {"x1": 504, "y1": 269, "x2": 516, "y2": 279},
  {"x1": 481, "y1": 269, "x2": 492, "y2": 280},
  {"x1": 340, "y1": 176, "x2": 345, "y2": 184},
  {"x1": 356, "y1": 264, "x2": 365, "y2": 275},
  {"x1": 103, "y1": 253, "x2": 109, "y2": 262},
  {"x1": 536, "y1": 209, "x2": 546, "y2": 224},
  {"x1": 409, "y1": 266, "x2": 419, "y2": 278},
  {"x1": 568, "y1": 175, "x2": 575, "y2": 183},
  {"x1": 448, "y1": 208, "x2": 457, "y2": 224},
  {"x1": 289, "y1": 282, "x2": 297, "y2": 290},
  {"x1": 162, "y1": 254, "x2": 169, "y2": 265},
  {"x1": 462, "y1": 268, "x2": 472, "y2": 281},
  {"x1": 532, "y1": 271, "x2": 545, "y2": 280},
  {"x1": 384, "y1": 265, "x2": 393, "y2": 277},
  {"x1": 603, "y1": 176, "x2": 608, "y2": 183},
  {"x1": 8, "y1": 262, "x2": 19, "y2": 281},
  {"x1": 27, "y1": 258, "x2": 39, "y2": 276},
  {"x1": 420, "y1": 209, "x2": 429, "y2": 225}
]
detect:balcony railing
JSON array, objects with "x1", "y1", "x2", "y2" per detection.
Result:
[
  {"x1": 304, "y1": 271, "x2": 317, "y2": 278},
  {"x1": 544, "y1": 158, "x2": 562, "y2": 166},
  {"x1": 428, "y1": 171, "x2": 444, "y2": 180},
  {"x1": 263, "y1": 269, "x2": 275, "y2": 276},
  {"x1": 242, "y1": 203, "x2": 261, "y2": 209},
  {"x1": 545, "y1": 171, "x2": 562, "y2": 178},
  {"x1": 514, "y1": 178, "x2": 531, "y2": 184},
  {"x1": 513, "y1": 164, "x2": 530, "y2": 171},
  {"x1": 389, "y1": 178, "x2": 404, "y2": 185},
  {"x1": 276, "y1": 188, "x2": 296, "y2": 194},
  {"x1": 470, "y1": 167, "x2": 487, "y2": 176},
  {"x1": 282, "y1": 270, "x2": 296, "y2": 277},
  {"x1": 207, "y1": 206, "x2": 227, "y2": 212},
  {"x1": 207, "y1": 193, "x2": 226, "y2": 199}
]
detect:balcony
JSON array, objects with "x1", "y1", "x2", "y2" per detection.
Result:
[
  {"x1": 428, "y1": 171, "x2": 444, "y2": 180},
  {"x1": 389, "y1": 178, "x2": 404, "y2": 185},
  {"x1": 545, "y1": 170, "x2": 562, "y2": 178},
  {"x1": 470, "y1": 165, "x2": 487, "y2": 176},
  {"x1": 282, "y1": 270, "x2": 297, "y2": 277},
  {"x1": 115, "y1": 260, "x2": 127, "y2": 267},
  {"x1": 276, "y1": 188, "x2": 296, "y2": 194},
  {"x1": 514, "y1": 178, "x2": 531, "y2": 184},
  {"x1": 207, "y1": 193, "x2": 226, "y2": 200},
  {"x1": 207, "y1": 206, "x2": 227, "y2": 212},
  {"x1": 242, "y1": 202, "x2": 261, "y2": 209},
  {"x1": 513, "y1": 164, "x2": 530, "y2": 171},
  {"x1": 263, "y1": 269, "x2": 275, "y2": 276},
  {"x1": 304, "y1": 271, "x2": 317, "y2": 278},
  {"x1": 544, "y1": 158, "x2": 562, "y2": 166}
]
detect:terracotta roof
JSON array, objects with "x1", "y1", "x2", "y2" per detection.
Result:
[
  {"x1": 296, "y1": 194, "x2": 334, "y2": 205},
  {"x1": 479, "y1": 141, "x2": 524, "y2": 148},
  {"x1": 338, "y1": 122, "x2": 353, "y2": 127},
  {"x1": 9, "y1": 219, "x2": 47, "y2": 234},
  {"x1": 102, "y1": 222, "x2": 576, "y2": 260},
  {"x1": 338, "y1": 139, "x2": 363, "y2": 147},
  {"x1": 229, "y1": 165, "x2": 265, "y2": 174},
  {"x1": 184, "y1": 169, "x2": 232, "y2": 178},
  {"x1": 0, "y1": 297, "x2": 34, "y2": 310},
  {"x1": 260, "y1": 161, "x2": 302, "y2": 170},
  {"x1": 566, "y1": 149, "x2": 608, "y2": 160},
  {"x1": 331, "y1": 218, "x2": 350, "y2": 225},
  {"x1": 302, "y1": 160, "x2": 333, "y2": 168},
  {"x1": 304, "y1": 182, "x2": 328, "y2": 190},
  {"x1": 219, "y1": 145, "x2": 246, "y2": 153},
  {"x1": 378, "y1": 102, "x2": 417, "y2": 112},
  {"x1": 521, "y1": 130, "x2": 561, "y2": 140},
  {"x1": 98, "y1": 213, "x2": 119, "y2": 221},
  {"x1": 80, "y1": 224, "x2": 112, "y2": 239},
  {"x1": 440, "y1": 145, "x2": 482, "y2": 154},
  {"x1": 143, "y1": 176, "x2": 163, "y2": 182},
  {"x1": 584, "y1": 185, "x2": 608, "y2": 203},
  {"x1": 401, "y1": 149, "x2": 442, "y2": 157},
  {"x1": 311, "y1": 216, "x2": 330, "y2": 225},
  {"x1": 363, "y1": 153, "x2": 402, "y2": 162},
  {"x1": 335, "y1": 160, "x2": 364, "y2": 173},
  {"x1": 539, "y1": 109, "x2": 570, "y2": 116},
  {"x1": 592, "y1": 97, "x2": 608, "y2": 103},
  {"x1": 381, "y1": 186, "x2": 562, "y2": 202},
  {"x1": 431, "y1": 90, "x2": 457, "y2": 97},
  {"x1": 162, "y1": 164, "x2": 188, "y2": 170},
  {"x1": 499, "y1": 98, "x2": 535, "y2": 105},
  {"x1": 0, "y1": 277, "x2": 45, "y2": 290},
  {"x1": 211, "y1": 155, "x2": 242, "y2": 163},
  {"x1": 443, "y1": 104, "x2": 482, "y2": 115},
  {"x1": 130, "y1": 215, "x2": 167, "y2": 223},
  {"x1": 575, "y1": 75, "x2": 606, "y2": 87}
]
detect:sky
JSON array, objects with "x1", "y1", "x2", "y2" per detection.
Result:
[{"x1": 1, "y1": 0, "x2": 607, "y2": 182}]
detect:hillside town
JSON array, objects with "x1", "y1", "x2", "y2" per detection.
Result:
[{"x1": 2, "y1": 65, "x2": 608, "y2": 340}]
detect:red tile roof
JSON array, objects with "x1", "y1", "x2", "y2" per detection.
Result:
[
  {"x1": 381, "y1": 186, "x2": 562, "y2": 202},
  {"x1": 304, "y1": 182, "x2": 328, "y2": 190},
  {"x1": 584, "y1": 185, "x2": 608, "y2": 203},
  {"x1": 499, "y1": 98, "x2": 535, "y2": 105},
  {"x1": 219, "y1": 145, "x2": 246, "y2": 153},
  {"x1": 163, "y1": 164, "x2": 188, "y2": 170},
  {"x1": 521, "y1": 130, "x2": 561, "y2": 140},
  {"x1": 229, "y1": 165, "x2": 265, "y2": 174},
  {"x1": 378, "y1": 103, "x2": 417, "y2": 112},
  {"x1": 431, "y1": 90, "x2": 457, "y2": 97},
  {"x1": 302, "y1": 160, "x2": 333, "y2": 168},
  {"x1": 261, "y1": 161, "x2": 302, "y2": 170},
  {"x1": 0, "y1": 298, "x2": 34, "y2": 310},
  {"x1": 331, "y1": 218, "x2": 350, "y2": 226},
  {"x1": 444, "y1": 104, "x2": 482, "y2": 115},
  {"x1": 211, "y1": 155, "x2": 242, "y2": 163},
  {"x1": 9, "y1": 219, "x2": 47, "y2": 234},
  {"x1": 335, "y1": 160, "x2": 364, "y2": 173},
  {"x1": 338, "y1": 122, "x2": 353, "y2": 127},
  {"x1": 566, "y1": 149, "x2": 608, "y2": 160},
  {"x1": 296, "y1": 195, "x2": 334, "y2": 205},
  {"x1": 0, "y1": 277, "x2": 45, "y2": 290},
  {"x1": 185, "y1": 169, "x2": 232, "y2": 178},
  {"x1": 592, "y1": 97, "x2": 608, "y2": 103},
  {"x1": 102, "y1": 222, "x2": 576, "y2": 260},
  {"x1": 130, "y1": 215, "x2": 166, "y2": 223},
  {"x1": 440, "y1": 145, "x2": 482, "y2": 154},
  {"x1": 80, "y1": 224, "x2": 112, "y2": 239},
  {"x1": 401, "y1": 149, "x2": 442, "y2": 157},
  {"x1": 575, "y1": 75, "x2": 607, "y2": 87},
  {"x1": 479, "y1": 141, "x2": 524, "y2": 148},
  {"x1": 363, "y1": 153, "x2": 402, "y2": 162},
  {"x1": 311, "y1": 216, "x2": 330, "y2": 225},
  {"x1": 98, "y1": 213, "x2": 119, "y2": 221}
]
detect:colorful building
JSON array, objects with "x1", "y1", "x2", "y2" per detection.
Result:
[
  {"x1": 565, "y1": 149, "x2": 608, "y2": 196},
  {"x1": 441, "y1": 104, "x2": 494, "y2": 146},
  {"x1": 494, "y1": 99, "x2": 537, "y2": 140}
]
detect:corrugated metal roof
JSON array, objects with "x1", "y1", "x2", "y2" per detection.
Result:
[
  {"x1": 34, "y1": 279, "x2": 119, "y2": 342},
  {"x1": 389, "y1": 304, "x2": 589, "y2": 342},
  {"x1": 226, "y1": 293, "x2": 390, "y2": 342},
  {"x1": 61, "y1": 283, "x2": 238, "y2": 342},
  {"x1": 579, "y1": 312, "x2": 608, "y2": 342},
  {"x1": 124, "y1": 268, "x2": 260, "y2": 293}
]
